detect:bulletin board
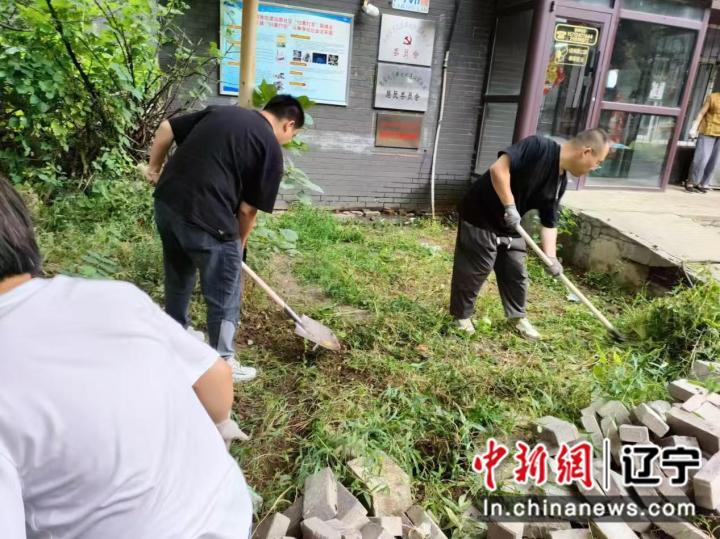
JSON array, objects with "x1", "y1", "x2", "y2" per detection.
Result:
[{"x1": 219, "y1": 1, "x2": 353, "y2": 106}]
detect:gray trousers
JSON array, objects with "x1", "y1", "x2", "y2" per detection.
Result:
[
  {"x1": 450, "y1": 220, "x2": 528, "y2": 320},
  {"x1": 690, "y1": 135, "x2": 720, "y2": 187}
]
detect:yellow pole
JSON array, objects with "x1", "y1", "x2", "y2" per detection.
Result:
[{"x1": 239, "y1": 0, "x2": 258, "y2": 108}]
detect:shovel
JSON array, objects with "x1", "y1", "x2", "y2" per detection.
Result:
[
  {"x1": 515, "y1": 224, "x2": 625, "y2": 342},
  {"x1": 241, "y1": 262, "x2": 341, "y2": 351}
]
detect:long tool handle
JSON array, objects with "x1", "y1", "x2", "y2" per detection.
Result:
[
  {"x1": 515, "y1": 224, "x2": 618, "y2": 333},
  {"x1": 241, "y1": 262, "x2": 303, "y2": 325}
]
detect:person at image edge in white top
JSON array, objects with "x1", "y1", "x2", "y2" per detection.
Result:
[{"x1": 0, "y1": 174, "x2": 252, "y2": 538}]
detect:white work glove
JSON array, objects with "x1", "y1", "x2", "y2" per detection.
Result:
[
  {"x1": 545, "y1": 257, "x2": 563, "y2": 278},
  {"x1": 503, "y1": 204, "x2": 522, "y2": 229},
  {"x1": 216, "y1": 418, "x2": 250, "y2": 450}
]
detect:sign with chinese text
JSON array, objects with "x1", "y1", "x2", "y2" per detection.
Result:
[
  {"x1": 391, "y1": 0, "x2": 430, "y2": 14},
  {"x1": 374, "y1": 63, "x2": 431, "y2": 112},
  {"x1": 375, "y1": 113, "x2": 423, "y2": 149},
  {"x1": 378, "y1": 14, "x2": 436, "y2": 67},
  {"x1": 554, "y1": 43, "x2": 590, "y2": 66},
  {"x1": 219, "y1": 1, "x2": 353, "y2": 105},
  {"x1": 554, "y1": 23, "x2": 599, "y2": 47}
]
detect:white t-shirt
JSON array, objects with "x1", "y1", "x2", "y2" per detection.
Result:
[{"x1": 0, "y1": 276, "x2": 252, "y2": 538}]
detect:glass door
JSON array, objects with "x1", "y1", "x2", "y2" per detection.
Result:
[{"x1": 536, "y1": 7, "x2": 612, "y2": 188}]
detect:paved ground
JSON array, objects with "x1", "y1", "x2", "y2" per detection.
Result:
[{"x1": 563, "y1": 186, "x2": 720, "y2": 280}]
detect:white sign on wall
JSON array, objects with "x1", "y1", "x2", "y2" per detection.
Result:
[
  {"x1": 374, "y1": 63, "x2": 431, "y2": 112},
  {"x1": 378, "y1": 14, "x2": 436, "y2": 67},
  {"x1": 392, "y1": 0, "x2": 430, "y2": 14}
]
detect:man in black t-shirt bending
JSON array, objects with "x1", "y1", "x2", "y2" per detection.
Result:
[
  {"x1": 451, "y1": 129, "x2": 609, "y2": 340},
  {"x1": 144, "y1": 95, "x2": 303, "y2": 382}
]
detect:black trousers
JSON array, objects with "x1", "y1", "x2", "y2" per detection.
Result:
[
  {"x1": 450, "y1": 220, "x2": 528, "y2": 320},
  {"x1": 154, "y1": 199, "x2": 243, "y2": 359}
]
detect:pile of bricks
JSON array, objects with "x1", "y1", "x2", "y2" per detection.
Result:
[
  {"x1": 254, "y1": 454, "x2": 447, "y2": 539},
  {"x1": 490, "y1": 359, "x2": 720, "y2": 539}
]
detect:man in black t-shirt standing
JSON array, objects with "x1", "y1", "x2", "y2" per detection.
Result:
[
  {"x1": 451, "y1": 129, "x2": 609, "y2": 340},
  {"x1": 143, "y1": 95, "x2": 304, "y2": 382}
]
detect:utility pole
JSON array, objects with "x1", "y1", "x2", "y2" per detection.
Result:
[{"x1": 238, "y1": 0, "x2": 259, "y2": 108}]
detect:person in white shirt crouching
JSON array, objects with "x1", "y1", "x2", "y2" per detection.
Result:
[{"x1": 0, "y1": 175, "x2": 253, "y2": 539}]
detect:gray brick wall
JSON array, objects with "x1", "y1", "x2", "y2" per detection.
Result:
[{"x1": 175, "y1": 0, "x2": 495, "y2": 210}]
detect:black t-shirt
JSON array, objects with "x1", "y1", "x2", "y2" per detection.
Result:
[
  {"x1": 459, "y1": 135, "x2": 567, "y2": 235},
  {"x1": 154, "y1": 106, "x2": 284, "y2": 240}
]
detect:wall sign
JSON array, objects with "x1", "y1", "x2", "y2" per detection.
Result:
[
  {"x1": 391, "y1": 0, "x2": 430, "y2": 14},
  {"x1": 375, "y1": 113, "x2": 423, "y2": 149},
  {"x1": 554, "y1": 43, "x2": 590, "y2": 66},
  {"x1": 374, "y1": 63, "x2": 431, "y2": 112},
  {"x1": 378, "y1": 14, "x2": 436, "y2": 67},
  {"x1": 219, "y1": 1, "x2": 353, "y2": 105},
  {"x1": 554, "y1": 23, "x2": 599, "y2": 47}
]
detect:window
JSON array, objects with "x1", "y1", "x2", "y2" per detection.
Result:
[
  {"x1": 475, "y1": 103, "x2": 518, "y2": 173},
  {"x1": 587, "y1": 111, "x2": 676, "y2": 187},
  {"x1": 604, "y1": 20, "x2": 696, "y2": 108},
  {"x1": 487, "y1": 11, "x2": 533, "y2": 96},
  {"x1": 623, "y1": 0, "x2": 704, "y2": 21}
]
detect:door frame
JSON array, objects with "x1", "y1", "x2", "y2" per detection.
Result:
[{"x1": 521, "y1": 3, "x2": 613, "y2": 189}]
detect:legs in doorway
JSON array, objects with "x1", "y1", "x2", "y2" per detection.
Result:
[{"x1": 688, "y1": 135, "x2": 720, "y2": 192}]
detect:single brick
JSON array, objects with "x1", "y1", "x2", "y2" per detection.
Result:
[
  {"x1": 302, "y1": 517, "x2": 343, "y2": 539},
  {"x1": 348, "y1": 454, "x2": 412, "y2": 517},
  {"x1": 361, "y1": 522, "x2": 394, "y2": 539},
  {"x1": 548, "y1": 531, "x2": 591, "y2": 539},
  {"x1": 600, "y1": 417, "x2": 622, "y2": 465},
  {"x1": 633, "y1": 403, "x2": 670, "y2": 438},
  {"x1": 254, "y1": 513, "x2": 291, "y2": 539},
  {"x1": 681, "y1": 394, "x2": 707, "y2": 413},
  {"x1": 282, "y1": 496, "x2": 303, "y2": 538},
  {"x1": 668, "y1": 379, "x2": 708, "y2": 402},
  {"x1": 523, "y1": 521, "x2": 571, "y2": 538},
  {"x1": 695, "y1": 402, "x2": 720, "y2": 424},
  {"x1": 304, "y1": 468, "x2": 339, "y2": 521},
  {"x1": 619, "y1": 424, "x2": 650, "y2": 444},
  {"x1": 648, "y1": 400, "x2": 672, "y2": 417},
  {"x1": 589, "y1": 521, "x2": 638, "y2": 539},
  {"x1": 534, "y1": 416, "x2": 581, "y2": 446},
  {"x1": 369, "y1": 517, "x2": 403, "y2": 537},
  {"x1": 336, "y1": 482, "x2": 369, "y2": 530},
  {"x1": 405, "y1": 506, "x2": 447, "y2": 539},
  {"x1": 659, "y1": 435, "x2": 700, "y2": 449},
  {"x1": 580, "y1": 411, "x2": 604, "y2": 451},
  {"x1": 666, "y1": 408, "x2": 720, "y2": 454},
  {"x1": 693, "y1": 452, "x2": 720, "y2": 511},
  {"x1": 597, "y1": 400, "x2": 631, "y2": 425},
  {"x1": 326, "y1": 519, "x2": 362, "y2": 539},
  {"x1": 487, "y1": 521, "x2": 523, "y2": 539},
  {"x1": 654, "y1": 520, "x2": 711, "y2": 539}
]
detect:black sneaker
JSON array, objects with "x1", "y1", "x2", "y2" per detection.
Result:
[{"x1": 694, "y1": 185, "x2": 708, "y2": 194}]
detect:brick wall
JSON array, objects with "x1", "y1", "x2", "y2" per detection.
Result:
[{"x1": 175, "y1": 0, "x2": 495, "y2": 211}]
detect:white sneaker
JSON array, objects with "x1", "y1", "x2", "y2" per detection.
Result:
[
  {"x1": 513, "y1": 318, "x2": 540, "y2": 341},
  {"x1": 456, "y1": 318, "x2": 476, "y2": 335},
  {"x1": 186, "y1": 326, "x2": 206, "y2": 343},
  {"x1": 227, "y1": 358, "x2": 257, "y2": 383}
]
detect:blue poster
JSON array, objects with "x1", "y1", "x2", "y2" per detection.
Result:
[{"x1": 220, "y1": 1, "x2": 353, "y2": 106}]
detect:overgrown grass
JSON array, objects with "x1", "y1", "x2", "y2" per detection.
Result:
[{"x1": 32, "y1": 186, "x2": 720, "y2": 536}]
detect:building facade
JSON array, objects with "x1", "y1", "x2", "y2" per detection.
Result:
[{"x1": 178, "y1": 0, "x2": 715, "y2": 210}]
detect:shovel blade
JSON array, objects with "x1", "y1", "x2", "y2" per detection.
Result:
[{"x1": 294, "y1": 315, "x2": 341, "y2": 351}]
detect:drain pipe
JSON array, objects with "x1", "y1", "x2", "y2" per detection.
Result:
[
  {"x1": 430, "y1": 50, "x2": 449, "y2": 219},
  {"x1": 429, "y1": 0, "x2": 460, "y2": 219}
]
